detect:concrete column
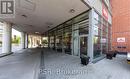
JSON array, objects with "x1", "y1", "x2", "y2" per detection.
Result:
[
  {"x1": 41, "y1": 36, "x2": 43, "y2": 47},
  {"x1": 41, "y1": 36, "x2": 42, "y2": 44},
  {"x1": 88, "y1": 9, "x2": 94, "y2": 62},
  {"x1": 48, "y1": 35, "x2": 50, "y2": 48},
  {"x1": 2, "y1": 22, "x2": 12, "y2": 54},
  {"x1": 21, "y1": 32, "x2": 25, "y2": 49},
  {"x1": 25, "y1": 34, "x2": 28, "y2": 48},
  {"x1": 30, "y1": 36, "x2": 33, "y2": 48}
]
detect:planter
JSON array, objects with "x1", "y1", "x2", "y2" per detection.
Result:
[
  {"x1": 106, "y1": 51, "x2": 117, "y2": 59},
  {"x1": 113, "y1": 52, "x2": 117, "y2": 57},
  {"x1": 106, "y1": 53, "x2": 113, "y2": 59},
  {"x1": 80, "y1": 54, "x2": 90, "y2": 65}
]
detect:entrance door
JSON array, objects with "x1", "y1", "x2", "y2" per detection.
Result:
[{"x1": 80, "y1": 36, "x2": 88, "y2": 56}]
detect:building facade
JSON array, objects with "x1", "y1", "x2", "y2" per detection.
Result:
[
  {"x1": 112, "y1": 0, "x2": 130, "y2": 53},
  {"x1": 44, "y1": 0, "x2": 112, "y2": 62}
]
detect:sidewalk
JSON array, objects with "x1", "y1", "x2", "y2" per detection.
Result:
[
  {"x1": 0, "y1": 48, "x2": 41, "y2": 79},
  {"x1": 0, "y1": 48, "x2": 130, "y2": 79},
  {"x1": 40, "y1": 49, "x2": 130, "y2": 79}
]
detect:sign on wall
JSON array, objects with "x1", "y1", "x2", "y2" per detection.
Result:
[
  {"x1": 101, "y1": 38, "x2": 107, "y2": 43},
  {"x1": 117, "y1": 37, "x2": 126, "y2": 42},
  {"x1": 0, "y1": 0, "x2": 15, "y2": 18}
]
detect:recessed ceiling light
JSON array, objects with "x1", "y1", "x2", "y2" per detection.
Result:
[
  {"x1": 35, "y1": 32, "x2": 40, "y2": 34},
  {"x1": 69, "y1": 9, "x2": 75, "y2": 13},
  {"x1": 21, "y1": 14, "x2": 27, "y2": 18},
  {"x1": 47, "y1": 26, "x2": 50, "y2": 28}
]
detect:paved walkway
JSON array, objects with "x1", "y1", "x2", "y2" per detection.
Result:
[
  {"x1": 0, "y1": 48, "x2": 41, "y2": 79},
  {"x1": 0, "y1": 48, "x2": 130, "y2": 79},
  {"x1": 41, "y1": 49, "x2": 130, "y2": 79}
]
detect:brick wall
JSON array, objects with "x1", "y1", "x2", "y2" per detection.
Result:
[{"x1": 112, "y1": 0, "x2": 130, "y2": 52}]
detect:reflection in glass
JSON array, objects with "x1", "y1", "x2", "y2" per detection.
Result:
[
  {"x1": 93, "y1": 36, "x2": 101, "y2": 58},
  {"x1": 50, "y1": 36, "x2": 54, "y2": 48},
  {"x1": 80, "y1": 37, "x2": 88, "y2": 56},
  {"x1": 63, "y1": 27, "x2": 72, "y2": 54}
]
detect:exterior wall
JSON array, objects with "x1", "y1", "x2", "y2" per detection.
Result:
[
  {"x1": 112, "y1": 0, "x2": 130, "y2": 52},
  {"x1": 87, "y1": 0, "x2": 112, "y2": 24}
]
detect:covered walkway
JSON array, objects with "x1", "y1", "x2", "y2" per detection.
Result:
[
  {"x1": 0, "y1": 48, "x2": 130, "y2": 79},
  {"x1": 0, "y1": 48, "x2": 41, "y2": 79},
  {"x1": 0, "y1": 0, "x2": 129, "y2": 79}
]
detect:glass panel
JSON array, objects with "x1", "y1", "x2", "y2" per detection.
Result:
[
  {"x1": 102, "y1": 19, "x2": 108, "y2": 54},
  {"x1": 74, "y1": 12, "x2": 89, "y2": 24},
  {"x1": 93, "y1": 12, "x2": 102, "y2": 58},
  {"x1": 94, "y1": 26, "x2": 102, "y2": 36},
  {"x1": 55, "y1": 28, "x2": 63, "y2": 52},
  {"x1": 56, "y1": 36, "x2": 62, "y2": 51},
  {"x1": 108, "y1": 25, "x2": 111, "y2": 51},
  {"x1": 102, "y1": 42, "x2": 107, "y2": 54},
  {"x1": 50, "y1": 36, "x2": 54, "y2": 48},
  {"x1": 80, "y1": 37, "x2": 88, "y2": 56},
  {"x1": 93, "y1": 36, "x2": 102, "y2": 58},
  {"x1": 63, "y1": 26, "x2": 72, "y2": 54},
  {"x1": 79, "y1": 20, "x2": 89, "y2": 35},
  {"x1": 93, "y1": 11, "x2": 111, "y2": 59},
  {"x1": 79, "y1": 27, "x2": 89, "y2": 35}
]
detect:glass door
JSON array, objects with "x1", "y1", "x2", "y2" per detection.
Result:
[{"x1": 80, "y1": 36, "x2": 88, "y2": 56}]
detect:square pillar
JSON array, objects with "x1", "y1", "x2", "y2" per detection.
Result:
[
  {"x1": 87, "y1": 9, "x2": 94, "y2": 62},
  {"x1": 2, "y1": 22, "x2": 12, "y2": 54},
  {"x1": 21, "y1": 32, "x2": 25, "y2": 49},
  {"x1": 25, "y1": 34, "x2": 28, "y2": 48}
]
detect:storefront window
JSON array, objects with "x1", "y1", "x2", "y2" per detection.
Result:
[
  {"x1": 93, "y1": 12, "x2": 102, "y2": 58},
  {"x1": 63, "y1": 26, "x2": 72, "y2": 54},
  {"x1": 80, "y1": 36, "x2": 88, "y2": 56},
  {"x1": 56, "y1": 28, "x2": 63, "y2": 52},
  {"x1": 50, "y1": 36, "x2": 54, "y2": 48},
  {"x1": 93, "y1": 11, "x2": 111, "y2": 59},
  {"x1": 108, "y1": 24, "x2": 111, "y2": 51},
  {"x1": 48, "y1": 31, "x2": 55, "y2": 49},
  {"x1": 94, "y1": 36, "x2": 102, "y2": 58},
  {"x1": 102, "y1": 19, "x2": 108, "y2": 54},
  {"x1": 46, "y1": 11, "x2": 91, "y2": 57}
]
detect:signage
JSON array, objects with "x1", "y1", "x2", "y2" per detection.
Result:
[
  {"x1": 117, "y1": 37, "x2": 125, "y2": 42},
  {"x1": 0, "y1": 0, "x2": 15, "y2": 18},
  {"x1": 101, "y1": 38, "x2": 107, "y2": 43}
]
